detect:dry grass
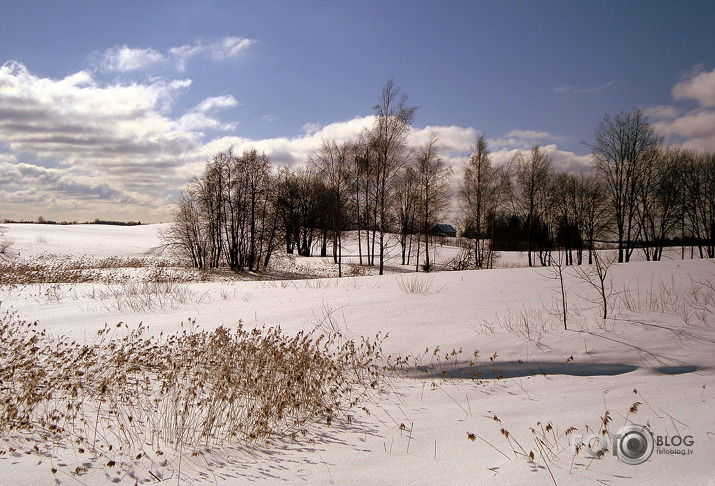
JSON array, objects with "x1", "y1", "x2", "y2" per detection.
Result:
[
  {"x1": 0, "y1": 308, "x2": 385, "y2": 472},
  {"x1": 615, "y1": 267, "x2": 715, "y2": 326},
  {"x1": 493, "y1": 389, "x2": 664, "y2": 480},
  {"x1": 0, "y1": 254, "x2": 188, "y2": 285}
]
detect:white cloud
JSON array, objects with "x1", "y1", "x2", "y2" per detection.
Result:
[
  {"x1": 554, "y1": 81, "x2": 614, "y2": 95},
  {"x1": 100, "y1": 45, "x2": 166, "y2": 72},
  {"x1": 168, "y1": 42, "x2": 205, "y2": 71},
  {"x1": 169, "y1": 37, "x2": 254, "y2": 70},
  {"x1": 506, "y1": 129, "x2": 562, "y2": 141},
  {"x1": 489, "y1": 129, "x2": 564, "y2": 150},
  {"x1": 210, "y1": 37, "x2": 255, "y2": 60},
  {"x1": 177, "y1": 112, "x2": 238, "y2": 132},
  {"x1": 644, "y1": 105, "x2": 681, "y2": 120},
  {"x1": 409, "y1": 125, "x2": 477, "y2": 154},
  {"x1": 194, "y1": 95, "x2": 238, "y2": 113},
  {"x1": 0, "y1": 158, "x2": 166, "y2": 222},
  {"x1": 540, "y1": 145, "x2": 593, "y2": 173},
  {"x1": 489, "y1": 145, "x2": 592, "y2": 173},
  {"x1": 199, "y1": 120, "x2": 586, "y2": 179},
  {"x1": 0, "y1": 161, "x2": 142, "y2": 202},
  {"x1": 97, "y1": 37, "x2": 256, "y2": 73},
  {"x1": 652, "y1": 109, "x2": 715, "y2": 151},
  {"x1": 0, "y1": 61, "x2": 209, "y2": 220},
  {"x1": 301, "y1": 122, "x2": 321, "y2": 135},
  {"x1": 197, "y1": 117, "x2": 374, "y2": 170},
  {"x1": 653, "y1": 109, "x2": 715, "y2": 138},
  {"x1": 647, "y1": 66, "x2": 715, "y2": 151},
  {"x1": 672, "y1": 66, "x2": 715, "y2": 107},
  {"x1": 176, "y1": 95, "x2": 240, "y2": 132}
]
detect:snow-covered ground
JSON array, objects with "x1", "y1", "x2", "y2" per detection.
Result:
[{"x1": 0, "y1": 223, "x2": 714, "y2": 485}]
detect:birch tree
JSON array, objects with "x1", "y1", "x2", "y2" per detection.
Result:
[{"x1": 367, "y1": 79, "x2": 417, "y2": 275}]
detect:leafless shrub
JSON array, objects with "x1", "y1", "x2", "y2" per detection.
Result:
[
  {"x1": 446, "y1": 248, "x2": 474, "y2": 271},
  {"x1": 344, "y1": 264, "x2": 371, "y2": 277},
  {"x1": 473, "y1": 319, "x2": 497, "y2": 334},
  {"x1": 396, "y1": 274, "x2": 441, "y2": 294},
  {"x1": 690, "y1": 265, "x2": 715, "y2": 324},
  {"x1": 311, "y1": 302, "x2": 350, "y2": 334},
  {"x1": 36, "y1": 283, "x2": 72, "y2": 303},
  {"x1": 574, "y1": 250, "x2": 618, "y2": 319},
  {"x1": 494, "y1": 306, "x2": 552, "y2": 345},
  {"x1": 86, "y1": 281, "x2": 207, "y2": 311},
  {"x1": 0, "y1": 227, "x2": 13, "y2": 261}
]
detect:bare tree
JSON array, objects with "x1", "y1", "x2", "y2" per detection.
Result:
[
  {"x1": 639, "y1": 147, "x2": 685, "y2": 261},
  {"x1": 200, "y1": 151, "x2": 231, "y2": 267},
  {"x1": 395, "y1": 164, "x2": 420, "y2": 265},
  {"x1": 367, "y1": 79, "x2": 417, "y2": 274},
  {"x1": 415, "y1": 132, "x2": 452, "y2": 272},
  {"x1": 292, "y1": 168, "x2": 324, "y2": 257},
  {"x1": 575, "y1": 173, "x2": 609, "y2": 265},
  {"x1": 310, "y1": 139, "x2": 353, "y2": 277},
  {"x1": 681, "y1": 150, "x2": 715, "y2": 258},
  {"x1": 351, "y1": 136, "x2": 376, "y2": 266},
  {"x1": 164, "y1": 148, "x2": 278, "y2": 273},
  {"x1": 587, "y1": 109, "x2": 662, "y2": 263},
  {"x1": 700, "y1": 151, "x2": 715, "y2": 258},
  {"x1": 551, "y1": 172, "x2": 581, "y2": 266},
  {"x1": 513, "y1": 145, "x2": 553, "y2": 267},
  {"x1": 274, "y1": 167, "x2": 301, "y2": 254},
  {"x1": 160, "y1": 183, "x2": 210, "y2": 268},
  {"x1": 460, "y1": 135, "x2": 499, "y2": 268},
  {"x1": 483, "y1": 162, "x2": 514, "y2": 269}
]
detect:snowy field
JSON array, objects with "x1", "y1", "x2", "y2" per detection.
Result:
[{"x1": 0, "y1": 223, "x2": 714, "y2": 485}]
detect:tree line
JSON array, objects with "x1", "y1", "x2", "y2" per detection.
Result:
[{"x1": 164, "y1": 81, "x2": 715, "y2": 273}]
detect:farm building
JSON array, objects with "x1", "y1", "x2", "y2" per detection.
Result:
[{"x1": 432, "y1": 223, "x2": 457, "y2": 238}]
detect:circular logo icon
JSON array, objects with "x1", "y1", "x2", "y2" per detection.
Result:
[{"x1": 613, "y1": 424, "x2": 654, "y2": 465}]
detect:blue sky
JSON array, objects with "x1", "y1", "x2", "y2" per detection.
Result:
[{"x1": 1, "y1": 1, "x2": 714, "y2": 222}]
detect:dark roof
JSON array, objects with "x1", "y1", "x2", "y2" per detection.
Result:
[{"x1": 434, "y1": 223, "x2": 457, "y2": 234}]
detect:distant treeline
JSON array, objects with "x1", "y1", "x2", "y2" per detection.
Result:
[{"x1": 1, "y1": 218, "x2": 143, "y2": 226}]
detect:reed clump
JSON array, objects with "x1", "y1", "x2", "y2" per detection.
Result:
[
  {"x1": 0, "y1": 254, "x2": 183, "y2": 285},
  {"x1": 0, "y1": 308, "x2": 385, "y2": 462}
]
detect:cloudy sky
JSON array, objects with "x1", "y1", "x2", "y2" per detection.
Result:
[{"x1": 1, "y1": 1, "x2": 714, "y2": 223}]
